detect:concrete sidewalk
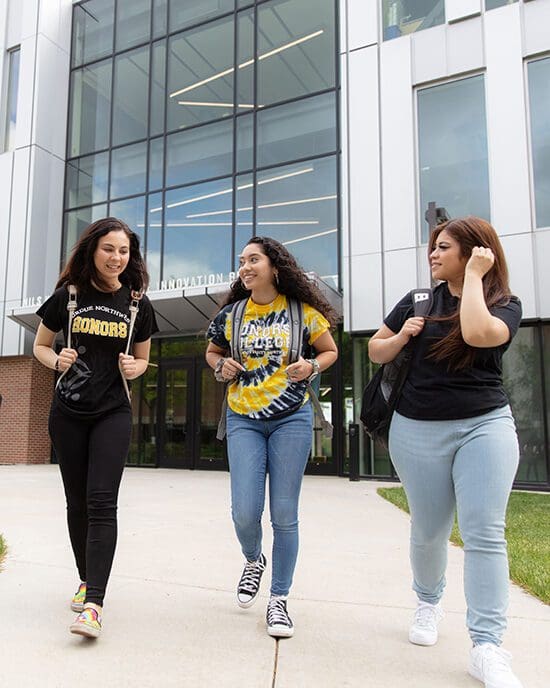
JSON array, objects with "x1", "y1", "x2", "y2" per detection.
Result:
[{"x1": 0, "y1": 466, "x2": 548, "y2": 688}]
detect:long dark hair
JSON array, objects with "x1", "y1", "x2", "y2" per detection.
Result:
[
  {"x1": 428, "y1": 216, "x2": 512, "y2": 370},
  {"x1": 56, "y1": 217, "x2": 149, "y2": 293},
  {"x1": 221, "y1": 236, "x2": 339, "y2": 326}
]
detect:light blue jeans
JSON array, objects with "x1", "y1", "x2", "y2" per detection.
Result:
[
  {"x1": 226, "y1": 402, "x2": 313, "y2": 597},
  {"x1": 389, "y1": 405, "x2": 519, "y2": 646}
]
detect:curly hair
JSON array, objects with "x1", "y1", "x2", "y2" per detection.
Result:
[
  {"x1": 220, "y1": 236, "x2": 339, "y2": 326},
  {"x1": 428, "y1": 216, "x2": 513, "y2": 370},
  {"x1": 56, "y1": 217, "x2": 149, "y2": 293}
]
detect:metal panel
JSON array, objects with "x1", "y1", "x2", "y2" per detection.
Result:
[
  {"x1": 383, "y1": 248, "x2": 418, "y2": 316},
  {"x1": 348, "y1": 0, "x2": 378, "y2": 51},
  {"x1": 446, "y1": 0, "x2": 481, "y2": 24},
  {"x1": 412, "y1": 24, "x2": 446, "y2": 84},
  {"x1": 349, "y1": 252, "x2": 383, "y2": 332},
  {"x1": 501, "y1": 233, "x2": 536, "y2": 319}
]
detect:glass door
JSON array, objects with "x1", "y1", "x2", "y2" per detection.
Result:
[
  {"x1": 158, "y1": 361, "x2": 193, "y2": 468},
  {"x1": 195, "y1": 361, "x2": 228, "y2": 471}
]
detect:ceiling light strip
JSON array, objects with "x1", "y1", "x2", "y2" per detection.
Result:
[{"x1": 283, "y1": 229, "x2": 338, "y2": 245}]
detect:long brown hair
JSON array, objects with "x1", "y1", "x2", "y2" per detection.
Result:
[
  {"x1": 221, "y1": 236, "x2": 339, "y2": 326},
  {"x1": 428, "y1": 217, "x2": 512, "y2": 370},
  {"x1": 56, "y1": 217, "x2": 149, "y2": 293}
]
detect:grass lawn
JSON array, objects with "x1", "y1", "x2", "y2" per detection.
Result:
[
  {"x1": 377, "y1": 488, "x2": 550, "y2": 605},
  {"x1": 0, "y1": 533, "x2": 7, "y2": 570}
]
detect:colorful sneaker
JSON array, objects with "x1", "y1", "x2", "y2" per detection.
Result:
[
  {"x1": 69, "y1": 603, "x2": 102, "y2": 639},
  {"x1": 469, "y1": 643, "x2": 523, "y2": 688},
  {"x1": 266, "y1": 596, "x2": 294, "y2": 638},
  {"x1": 237, "y1": 553, "x2": 267, "y2": 608},
  {"x1": 70, "y1": 582, "x2": 87, "y2": 612},
  {"x1": 409, "y1": 601, "x2": 444, "y2": 646}
]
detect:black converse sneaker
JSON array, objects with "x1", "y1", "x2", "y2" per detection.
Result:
[
  {"x1": 237, "y1": 553, "x2": 267, "y2": 608},
  {"x1": 266, "y1": 596, "x2": 294, "y2": 638}
]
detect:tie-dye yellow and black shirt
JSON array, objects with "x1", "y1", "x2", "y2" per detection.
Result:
[{"x1": 207, "y1": 294, "x2": 329, "y2": 419}]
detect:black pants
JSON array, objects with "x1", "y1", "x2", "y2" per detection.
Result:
[{"x1": 49, "y1": 404, "x2": 131, "y2": 606}]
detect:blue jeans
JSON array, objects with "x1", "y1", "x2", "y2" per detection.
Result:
[
  {"x1": 389, "y1": 405, "x2": 519, "y2": 646},
  {"x1": 226, "y1": 402, "x2": 313, "y2": 597}
]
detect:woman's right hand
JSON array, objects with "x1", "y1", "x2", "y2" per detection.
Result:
[
  {"x1": 399, "y1": 317, "x2": 425, "y2": 340},
  {"x1": 57, "y1": 347, "x2": 78, "y2": 371},
  {"x1": 220, "y1": 357, "x2": 245, "y2": 380}
]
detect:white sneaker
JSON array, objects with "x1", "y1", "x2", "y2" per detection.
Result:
[
  {"x1": 266, "y1": 596, "x2": 294, "y2": 638},
  {"x1": 408, "y1": 601, "x2": 444, "y2": 646},
  {"x1": 469, "y1": 643, "x2": 523, "y2": 688},
  {"x1": 236, "y1": 553, "x2": 267, "y2": 608}
]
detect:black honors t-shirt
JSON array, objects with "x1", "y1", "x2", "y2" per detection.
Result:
[
  {"x1": 37, "y1": 285, "x2": 158, "y2": 418},
  {"x1": 383, "y1": 282, "x2": 522, "y2": 420}
]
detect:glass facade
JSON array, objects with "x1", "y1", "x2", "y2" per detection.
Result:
[
  {"x1": 66, "y1": 0, "x2": 340, "y2": 471},
  {"x1": 528, "y1": 57, "x2": 550, "y2": 230},
  {"x1": 485, "y1": 0, "x2": 518, "y2": 10},
  {"x1": 382, "y1": 1, "x2": 444, "y2": 41},
  {"x1": 417, "y1": 75, "x2": 491, "y2": 243},
  {"x1": 3, "y1": 47, "x2": 20, "y2": 152}
]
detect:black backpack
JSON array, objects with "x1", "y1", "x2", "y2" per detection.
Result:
[
  {"x1": 360, "y1": 289, "x2": 433, "y2": 448},
  {"x1": 216, "y1": 298, "x2": 332, "y2": 440}
]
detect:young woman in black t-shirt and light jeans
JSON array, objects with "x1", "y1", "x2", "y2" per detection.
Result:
[
  {"x1": 369, "y1": 218, "x2": 523, "y2": 688},
  {"x1": 34, "y1": 218, "x2": 158, "y2": 639}
]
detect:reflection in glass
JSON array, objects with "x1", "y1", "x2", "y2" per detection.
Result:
[
  {"x1": 150, "y1": 40, "x2": 166, "y2": 137},
  {"x1": 113, "y1": 47, "x2": 149, "y2": 146},
  {"x1": 109, "y1": 195, "x2": 145, "y2": 244},
  {"x1": 237, "y1": 9, "x2": 254, "y2": 110},
  {"x1": 528, "y1": 58, "x2": 550, "y2": 229},
  {"x1": 382, "y1": 0, "x2": 445, "y2": 41},
  {"x1": 116, "y1": 0, "x2": 151, "y2": 51},
  {"x1": 129, "y1": 360, "x2": 158, "y2": 466},
  {"x1": 166, "y1": 119, "x2": 232, "y2": 187},
  {"x1": 200, "y1": 367, "x2": 226, "y2": 463},
  {"x1": 234, "y1": 174, "x2": 253, "y2": 265},
  {"x1": 162, "y1": 178, "x2": 233, "y2": 279},
  {"x1": 503, "y1": 327, "x2": 547, "y2": 484},
  {"x1": 258, "y1": 0, "x2": 335, "y2": 106},
  {"x1": 110, "y1": 141, "x2": 147, "y2": 199},
  {"x1": 65, "y1": 152, "x2": 109, "y2": 208},
  {"x1": 72, "y1": 0, "x2": 114, "y2": 67},
  {"x1": 257, "y1": 92, "x2": 337, "y2": 169},
  {"x1": 149, "y1": 137, "x2": 164, "y2": 192},
  {"x1": 418, "y1": 75, "x2": 490, "y2": 242},
  {"x1": 167, "y1": 16, "x2": 234, "y2": 130},
  {"x1": 163, "y1": 368, "x2": 188, "y2": 464},
  {"x1": 485, "y1": 0, "x2": 517, "y2": 10},
  {"x1": 69, "y1": 60, "x2": 112, "y2": 157},
  {"x1": 256, "y1": 156, "x2": 338, "y2": 288},
  {"x1": 4, "y1": 47, "x2": 20, "y2": 152},
  {"x1": 236, "y1": 114, "x2": 254, "y2": 172},
  {"x1": 153, "y1": 0, "x2": 168, "y2": 39},
  {"x1": 146, "y1": 192, "x2": 163, "y2": 290},
  {"x1": 169, "y1": 0, "x2": 234, "y2": 34},
  {"x1": 64, "y1": 204, "x2": 108, "y2": 260}
]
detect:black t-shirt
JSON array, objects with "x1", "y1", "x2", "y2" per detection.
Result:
[
  {"x1": 37, "y1": 285, "x2": 158, "y2": 418},
  {"x1": 383, "y1": 282, "x2": 522, "y2": 420}
]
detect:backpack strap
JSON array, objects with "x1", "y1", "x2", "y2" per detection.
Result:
[
  {"x1": 217, "y1": 299, "x2": 247, "y2": 440},
  {"x1": 287, "y1": 298, "x2": 303, "y2": 364},
  {"x1": 55, "y1": 284, "x2": 78, "y2": 390},
  {"x1": 120, "y1": 289, "x2": 143, "y2": 402},
  {"x1": 410, "y1": 288, "x2": 433, "y2": 317}
]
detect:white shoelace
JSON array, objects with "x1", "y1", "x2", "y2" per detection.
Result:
[
  {"x1": 414, "y1": 604, "x2": 439, "y2": 629},
  {"x1": 239, "y1": 558, "x2": 265, "y2": 594},
  {"x1": 478, "y1": 644, "x2": 514, "y2": 673},
  {"x1": 267, "y1": 598, "x2": 291, "y2": 627}
]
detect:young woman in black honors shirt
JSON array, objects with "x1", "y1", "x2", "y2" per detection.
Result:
[{"x1": 34, "y1": 218, "x2": 158, "y2": 638}]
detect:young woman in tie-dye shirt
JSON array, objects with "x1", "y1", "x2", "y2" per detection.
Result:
[{"x1": 206, "y1": 236, "x2": 338, "y2": 638}]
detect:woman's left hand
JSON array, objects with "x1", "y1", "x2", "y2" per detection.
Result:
[
  {"x1": 119, "y1": 353, "x2": 137, "y2": 379},
  {"x1": 286, "y1": 357, "x2": 313, "y2": 382},
  {"x1": 465, "y1": 246, "x2": 495, "y2": 278}
]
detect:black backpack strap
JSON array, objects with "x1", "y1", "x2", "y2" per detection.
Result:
[
  {"x1": 217, "y1": 299, "x2": 247, "y2": 440},
  {"x1": 287, "y1": 298, "x2": 303, "y2": 364},
  {"x1": 410, "y1": 288, "x2": 433, "y2": 317}
]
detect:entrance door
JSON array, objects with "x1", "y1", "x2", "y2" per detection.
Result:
[{"x1": 157, "y1": 358, "x2": 228, "y2": 470}]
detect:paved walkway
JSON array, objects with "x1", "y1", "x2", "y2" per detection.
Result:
[{"x1": 0, "y1": 465, "x2": 548, "y2": 687}]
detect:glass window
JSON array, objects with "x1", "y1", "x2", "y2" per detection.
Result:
[
  {"x1": 112, "y1": 46, "x2": 149, "y2": 146},
  {"x1": 237, "y1": 9, "x2": 254, "y2": 111},
  {"x1": 167, "y1": 16, "x2": 234, "y2": 130},
  {"x1": 528, "y1": 57, "x2": 550, "y2": 229},
  {"x1": 145, "y1": 191, "x2": 163, "y2": 289},
  {"x1": 110, "y1": 141, "x2": 147, "y2": 199},
  {"x1": 162, "y1": 178, "x2": 233, "y2": 280},
  {"x1": 153, "y1": 0, "x2": 168, "y2": 39},
  {"x1": 257, "y1": 0, "x2": 335, "y2": 106},
  {"x1": 110, "y1": 194, "x2": 146, "y2": 243},
  {"x1": 63, "y1": 204, "x2": 108, "y2": 261},
  {"x1": 165, "y1": 118, "x2": 233, "y2": 187},
  {"x1": 68, "y1": 59, "x2": 112, "y2": 157},
  {"x1": 485, "y1": 0, "x2": 518, "y2": 10},
  {"x1": 150, "y1": 40, "x2": 166, "y2": 137},
  {"x1": 417, "y1": 75, "x2": 490, "y2": 242},
  {"x1": 255, "y1": 156, "x2": 338, "y2": 288},
  {"x1": 169, "y1": 0, "x2": 234, "y2": 34},
  {"x1": 149, "y1": 137, "x2": 164, "y2": 191},
  {"x1": 234, "y1": 173, "x2": 253, "y2": 267},
  {"x1": 3, "y1": 47, "x2": 20, "y2": 152},
  {"x1": 65, "y1": 152, "x2": 109, "y2": 208},
  {"x1": 382, "y1": 1, "x2": 445, "y2": 41},
  {"x1": 257, "y1": 91, "x2": 337, "y2": 169},
  {"x1": 503, "y1": 326, "x2": 548, "y2": 484},
  {"x1": 72, "y1": 0, "x2": 115, "y2": 67},
  {"x1": 116, "y1": 0, "x2": 151, "y2": 52},
  {"x1": 236, "y1": 114, "x2": 254, "y2": 172}
]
